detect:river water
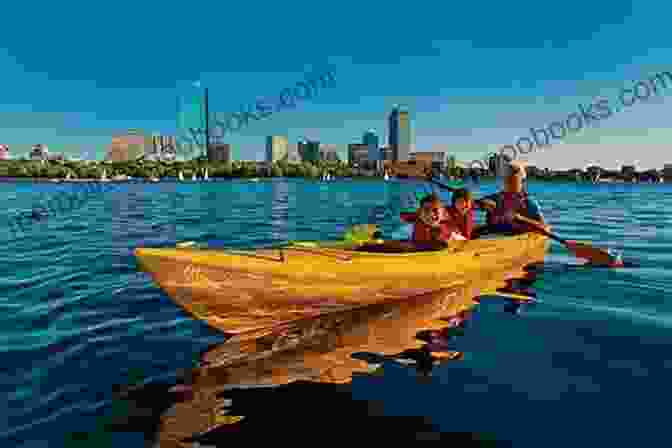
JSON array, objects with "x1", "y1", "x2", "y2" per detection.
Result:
[{"x1": 1, "y1": 178, "x2": 671, "y2": 447}]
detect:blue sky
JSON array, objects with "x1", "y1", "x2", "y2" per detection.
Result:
[{"x1": 1, "y1": 0, "x2": 671, "y2": 169}]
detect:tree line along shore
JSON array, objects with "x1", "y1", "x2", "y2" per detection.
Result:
[{"x1": 0, "y1": 159, "x2": 665, "y2": 182}]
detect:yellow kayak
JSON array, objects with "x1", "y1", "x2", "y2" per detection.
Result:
[{"x1": 134, "y1": 233, "x2": 549, "y2": 335}]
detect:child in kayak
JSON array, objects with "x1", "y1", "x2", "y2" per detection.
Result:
[
  {"x1": 400, "y1": 190, "x2": 475, "y2": 244},
  {"x1": 441, "y1": 188, "x2": 475, "y2": 240}
]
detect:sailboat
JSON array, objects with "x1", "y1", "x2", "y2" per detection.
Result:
[
  {"x1": 203, "y1": 168, "x2": 209, "y2": 181},
  {"x1": 384, "y1": 170, "x2": 390, "y2": 181},
  {"x1": 192, "y1": 172, "x2": 197, "y2": 181},
  {"x1": 178, "y1": 170, "x2": 184, "y2": 182}
]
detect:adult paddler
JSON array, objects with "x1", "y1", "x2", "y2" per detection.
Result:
[{"x1": 473, "y1": 160, "x2": 551, "y2": 237}]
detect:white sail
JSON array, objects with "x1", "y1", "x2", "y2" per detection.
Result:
[
  {"x1": 204, "y1": 168, "x2": 209, "y2": 181},
  {"x1": 178, "y1": 171, "x2": 184, "y2": 181}
]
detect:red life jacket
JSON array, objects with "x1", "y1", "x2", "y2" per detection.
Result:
[
  {"x1": 443, "y1": 207, "x2": 474, "y2": 239},
  {"x1": 400, "y1": 210, "x2": 453, "y2": 242},
  {"x1": 486, "y1": 192, "x2": 530, "y2": 229}
]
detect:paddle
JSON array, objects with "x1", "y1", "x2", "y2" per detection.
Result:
[
  {"x1": 427, "y1": 177, "x2": 465, "y2": 192},
  {"x1": 512, "y1": 214, "x2": 622, "y2": 267}
]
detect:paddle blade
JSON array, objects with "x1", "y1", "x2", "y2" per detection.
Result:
[{"x1": 565, "y1": 241, "x2": 623, "y2": 267}]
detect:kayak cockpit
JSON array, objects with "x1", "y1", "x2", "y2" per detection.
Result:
[{"x1": 290, "y1": 239, "x2": 457, "y2": 254}]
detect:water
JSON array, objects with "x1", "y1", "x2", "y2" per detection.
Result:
[{"x1": 1, "y1": 178, "x2": 671, "y2": 447}]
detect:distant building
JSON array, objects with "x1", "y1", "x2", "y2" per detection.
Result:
[
  {"x1": 388, "y1": 105, "x2": 411, "y2": 162},
  {"x1": 298, "y1": 139, "x2": 320, "y2": 162},
  {"x1": 208, "y1": 143, "x2": 231, "y2": 163},
  {"x1": 410, "y1": 151, "x2": 445, "y2": 172},
  {"x1": 319, "y1": 144, "x2": 339, "y2": 162},
  {"x1": 287, "y1": 143, "x2": 301, "y2": 164},
  {"x1": 30, "y1": 144, "x2": 49, "y2": 161},
  {"x1": 380, "y1": 145, "x2": 393, "y2": 161},
  {"x1": 663, "y1": 164, "x2": 672, "y2": 181},
  {"x1": 147, "y1": 134, "x2": 177, "y2": 161},
  {"x1": 348, "y1": 143, "x2": 369, "y2": 166},
  {"x1": 363, "y1": 130, "x2": 379, "y2": 162},
  {"x1": 107, "y1": 130, "x2": 151, "y2": 162},
  {"x1": 266, "y1": 136, "x2": 289, "y2": 163},
  {"x1": 0, "y1": 144, "x2": 9, "y2": 160}
]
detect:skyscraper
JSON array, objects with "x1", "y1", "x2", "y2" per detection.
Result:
[
  {"x1": 388, "y1": 105, "x2": 411, "y2": 162},
  {"x1": 297, "y1": 139, "x2": 320, "y2": 162},
  {"x1": 266, "y1": 136, "x2": 289, "y2": 163},
  {"x1": 363, "y1": 130, "x2": 379, "y2": 162}
]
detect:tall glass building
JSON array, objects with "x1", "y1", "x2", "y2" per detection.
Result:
[
  {"x1": 388, "y1": 105, "x2": 411, "y2": 162},
  {"x1": 363, "y1": 130, "x2": 379, "y2": 162},
  {"x1": 177, "y1": 85, "x2": 206, "y2": 159}
]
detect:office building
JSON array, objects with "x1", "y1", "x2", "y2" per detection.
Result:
[
  {"x1": 380, "y1": 145, "x2": 393, "y2": 161},
  {"x1": 107, "y1": 130, "x2": 151, "y2": 162},
  {"x1": 286, "y1": 144, "x2": 300, "y2": 163},
  {"x1": 266, "y1": 136, "x2": 289, "y2": 163},
  {"x1": 388, "y1": 105, "x2": 411, "y2": 162},
  {"x1": 29, "y1": 144, "x2": 49, "y2": 161},
  {"x1": 0, "y1": 144, "x2": 9, "y2": 160},
  {"x1": 319, "y1": 144, "x2": 339, "y2": 162},
  {"x1": 410, "y1": 151, "x2": 445, "y2": 172},
  {"x1": 208, "y1": 143, "x2": 231, "y2": 163},
  {"x1": 363, "y1": 130, "x2": 379, "y2": 162},
  {"x1": 148, "y1": 134, "x2": 177, "y2": 161},
  {"x1": 348, "y1": 143, "x2": 369, "y2": 166},
  {"x1": 298, "y1": 139, "x2": 320, "y2": 162}
]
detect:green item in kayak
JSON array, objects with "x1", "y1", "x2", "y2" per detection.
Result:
[{"x1": 343, "y1": 224, "x2": 380, "y2": 243}]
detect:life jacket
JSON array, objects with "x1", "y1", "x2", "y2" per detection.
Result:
[
  {"x1": 486, "y1": 191, "x2": 531, "y2": 229},
  {"x1": 443, "y1": 206, "x2": 474, "y2": 240},
  {"x1": 412, "y1": 216, "x2": 453, "y2": 242}
]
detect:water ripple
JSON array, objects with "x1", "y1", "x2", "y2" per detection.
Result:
[{"x1": 0, "y1": 180, "x2": 671, "y2": 447}]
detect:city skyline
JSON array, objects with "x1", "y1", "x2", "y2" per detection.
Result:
[{"x1": 1, "y1": 2, "x2": 671, "y2": 170}]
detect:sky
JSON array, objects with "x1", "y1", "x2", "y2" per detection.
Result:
[{"x1": 1, "y1": 0, "x2": 671, "y2": 170}]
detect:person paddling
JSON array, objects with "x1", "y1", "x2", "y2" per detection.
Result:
[{"x1": 474, "y1": 160, "x2": 550, "y2": 237}]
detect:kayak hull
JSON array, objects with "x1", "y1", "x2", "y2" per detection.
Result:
[{"x1": 134, "y1": 233, "x2": 549, "y2": 334}]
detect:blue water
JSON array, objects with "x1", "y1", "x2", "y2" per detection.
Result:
[{"x1": 2, "y1": 179, "x2": 671, "y2": 447}]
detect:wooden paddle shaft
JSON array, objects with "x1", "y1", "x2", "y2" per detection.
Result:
[{"x1": 513, "y1": 214, "x2": 566, "y2": 244}]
